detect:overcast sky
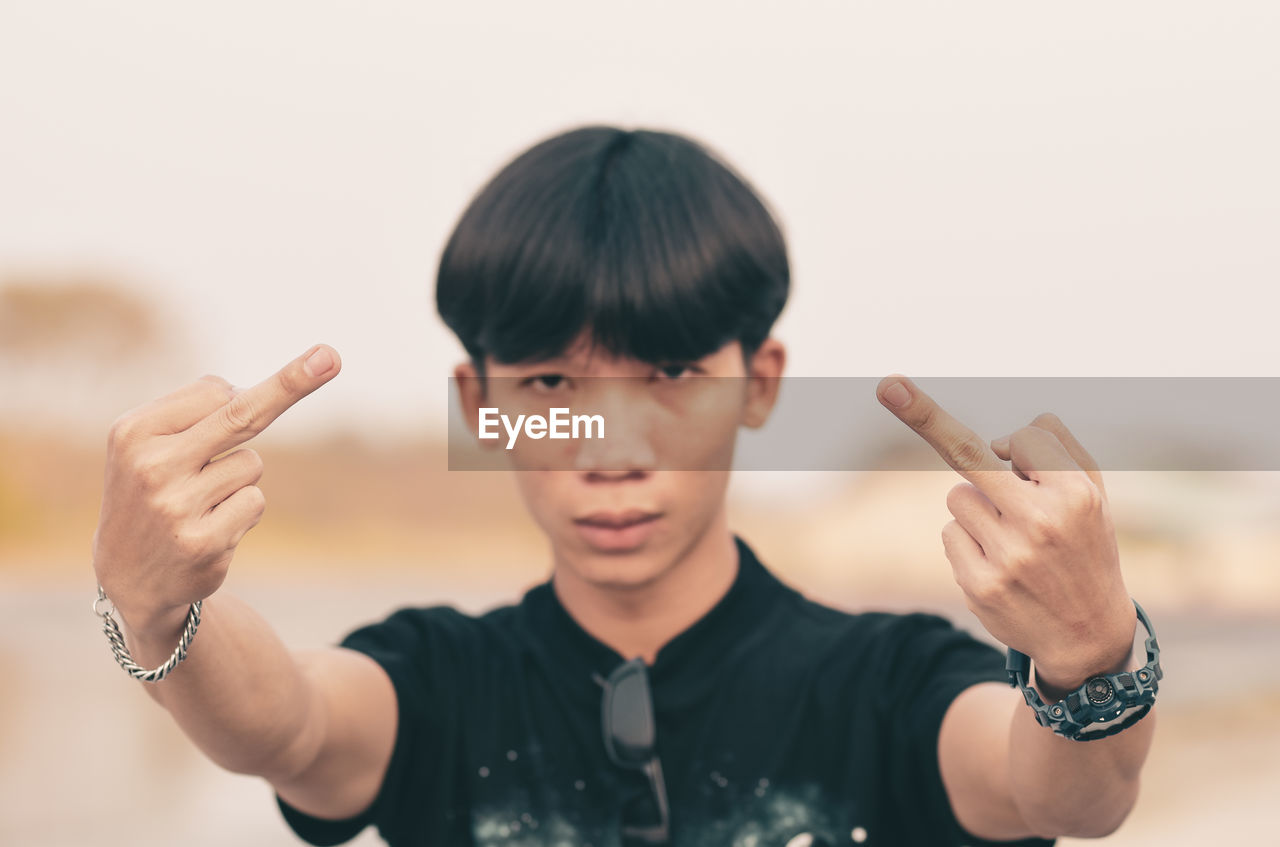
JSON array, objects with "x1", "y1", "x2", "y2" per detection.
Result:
[{"x1": 2, "y1": 1, "x2": 1277, "y2": 440}]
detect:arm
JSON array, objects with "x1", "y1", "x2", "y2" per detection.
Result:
[
  {"x1": 939, "y1": 657, "x2": 1156, "y2": 840},
  {"x1": 119, "y1": 595, "x2": 397, "y2": 819},
  {"x1": 93, "y1": 345, "x2": 396, "y2": 819},
  {"x1": 875, "y1": 377, "x2": 1159, "y2": 840}
]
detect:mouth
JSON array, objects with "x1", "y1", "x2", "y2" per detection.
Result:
[
  {"x1": 573, "y1": 509, "x2": 663, "y2": 530},
  {"x1": 572, "y1": 509, "x2": 664, "y2": 551}
]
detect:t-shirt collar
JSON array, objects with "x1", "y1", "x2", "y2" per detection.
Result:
[{"x1": 517, "y1": 535, "x2": 789, "y2": 710}]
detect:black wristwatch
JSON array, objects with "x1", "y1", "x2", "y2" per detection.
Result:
[{"x1": 1006, "y1": 599, "x2": 1162, "y2": 741}]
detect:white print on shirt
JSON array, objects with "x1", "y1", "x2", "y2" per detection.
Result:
[{"x1": 469, "y1": 779, "x2": 865, "y2": 847}]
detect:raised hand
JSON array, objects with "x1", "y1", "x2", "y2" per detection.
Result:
[
  {"x1": 92, "y1": 345, "x2": 341, "y2": 634},
  {"x1": 875, "y1": 374, "x2": 1137, "y2": 692}
]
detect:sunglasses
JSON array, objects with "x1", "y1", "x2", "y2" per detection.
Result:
[{"x1": 593, "y1": 657, "x2": 672, "y2": 845}]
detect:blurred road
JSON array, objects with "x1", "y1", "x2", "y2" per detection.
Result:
[{"x1": 1, "y1": 575, "x2": 1275, "y2": 846}]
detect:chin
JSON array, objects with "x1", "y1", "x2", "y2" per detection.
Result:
[{"x1": 563, "y1": 544, "x2": 674, "y2": 591}]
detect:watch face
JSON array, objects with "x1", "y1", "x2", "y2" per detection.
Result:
[
  {"x1": 1085, "y1": 677, "x2": 1115, "y2": 706},
  {"x1": 1080, "y1": 702, "x2": 1147, "y2": 736}
]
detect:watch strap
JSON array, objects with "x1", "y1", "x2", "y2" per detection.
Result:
[{"x1": 1006, "y1": 598, "x2": 1163, "y2": 741}]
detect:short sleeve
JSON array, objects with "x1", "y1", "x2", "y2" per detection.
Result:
[
  {"x1": 276, "y1": 606, "x2": 466, "y2": 847},
  {"x1": 876, "y1": 613, "x2": 1055, "y2": 847}
]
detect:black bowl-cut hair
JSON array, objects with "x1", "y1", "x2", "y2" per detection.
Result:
[{"x1": 435, "y1": 126, "x2": 790, "y2": 369}]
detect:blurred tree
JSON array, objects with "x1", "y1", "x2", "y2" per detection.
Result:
[
  {"x1": 0, "y1": 279, "x2": 160, "y2": 357},
  {"x1": 0, "y1": 274, "x2": 193, "y2": 436}
]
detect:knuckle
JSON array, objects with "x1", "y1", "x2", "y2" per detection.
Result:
[
  {"x1": 108, "y1": 412, "x2": 144, "y2": 449},
  {"x1": 968, "y1": 574, "x2": 1005, "y2": 607},
  {"x1": 1031, "y1": 411, "x2": 1063, "y2": 430},
  {"x1": 1008, "y1": 426, "x2": 1036, "y2": 450},
  {"x1": 221, "y1": 393, "x2": 260, "y2": 435},
  {"x1": 1002, "y1": 539, "x2": 1036, "y2": 571},
  {"x1": 198, "y1": 378, "x2": 236, "y2": 407},
  {"x1": 172, "y1": 527, "x2": 211, "y2": 560},
  {"x1": 1002, "y1": 555, "x2": 1031, "y2": 587},
  {"x1": 199, "y1": 374, "x2": 233, "y2": 391},
  {"x1": 242, "y1": 448, "x2": 265, "y2": 478},
  {"x1": 948, "y1": 436, "x2": 988, "y2": 472},
  {"x1": 275, "y1": 367, "x2": 304, "y2": 399},
  {"x1": 242, "y1": 485, "x2": 267, "y2": 516},
  {"x1": 1024, "y1": 508, "x2": 1060, "y2": 544},
  {"x1": 1063, "y1": 476, "x2": 1102, "y2": 511},
  {"x1": 913, "y1": 402, "x2": 937, "y2": 434},
  {"x1": 1026, "y1": 424, "x2": 1056, "y2": 443},
  {"x1": 940, "y1": 520, "x2": 966, "y2": 552},
  {"x1": 131, "y1": 450, "x2": 169, "y2": 489},
  {"x1": 150, "y1": 493, "x2": 185, "y2": 524},
  {"x1": 238, "y1": 488, "x2": 268, "y2": 533},
  {"x1": 945, "y1": 482, "x2": 975, "y2": 511}
]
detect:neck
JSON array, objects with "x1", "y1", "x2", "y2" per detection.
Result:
[{"x1": 551, "y1": 513, "x2": 739, "y2": 666}]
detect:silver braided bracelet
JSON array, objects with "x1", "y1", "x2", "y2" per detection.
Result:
[{"x1": 93, "y1": 585, "x2": 203, "y2": 682}]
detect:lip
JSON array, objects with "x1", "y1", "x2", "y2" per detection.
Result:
[
  {"x1": 572, "y1": 510, "x2": 663, "y2": 551},
  {"x1": 574, "y1": 509, "x2": 662, "y2": 528}
]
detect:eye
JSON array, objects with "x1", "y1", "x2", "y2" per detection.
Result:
[
  {"x1": 521, "y1": 373, "x2": 570, "y2": 393},
  {"x1": 654, "y1": 363, "x2": 699, "y2": 380}
]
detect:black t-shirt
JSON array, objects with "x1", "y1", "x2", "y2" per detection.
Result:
[{"x1": 278, "y1": 537, "x2": 1055, "y2": 847}]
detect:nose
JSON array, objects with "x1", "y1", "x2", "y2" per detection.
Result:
[{"x1": 571, "y1": 381, "x2": 659, "y2": 474}]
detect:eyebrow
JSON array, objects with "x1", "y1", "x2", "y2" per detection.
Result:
[
  {"x1": 508, "y1": 358, "x2": 577, "y2": 371},
  {"x1": 508, "y1": 346, "x2": 605, "y2": 370}
]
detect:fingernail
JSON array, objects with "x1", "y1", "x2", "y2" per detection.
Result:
[
  {"x1": 884, "y1": 381, "x2": 911, "y2": 408},
  {"x1": 304, "y1": 347, "x2": 334, "y2": 377}
]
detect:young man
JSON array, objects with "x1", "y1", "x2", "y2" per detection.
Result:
[{"x1": 92, "y1": 127, "x2": 1156, "y2": 847}]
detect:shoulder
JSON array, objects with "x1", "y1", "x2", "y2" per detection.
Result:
[
  {"x1": 780, "y1": 589, "x2": 967, "y2": 659},
  {"x1": 338, "y1": 597, "x2": 526, "y2": 667},
  {"x1": 775, "y1": 592, "x2": 1004, "y2": 698},
  {"x1": 342, "y1": 602, "x2": 476, "y2": 645}
]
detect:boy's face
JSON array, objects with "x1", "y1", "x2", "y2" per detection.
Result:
[{"x1": 454, "y1": 337, "x2": 785, "y2": 589}]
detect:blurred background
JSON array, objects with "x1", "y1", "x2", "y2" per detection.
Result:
[{"x1": 1, "y1": 2, "x2": 1278, "y2": 845}]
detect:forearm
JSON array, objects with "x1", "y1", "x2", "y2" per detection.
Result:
[
  {"x1": 91, "y1": 351, "x2": 350, "y2": 791},
  {"x1": 121, "y1": 593, "x2": 319, "y2": 781},
  {"x1": 1006, "y1": 653, "x2": 1157, "y2": 837}
]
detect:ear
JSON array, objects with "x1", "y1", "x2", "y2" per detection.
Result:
[
  {"x1": 742, "y1": 338, "x2": 786, "y2": 428},
  {"x1": 453, "y1": 360, "x2": 492, "y2": 445}
]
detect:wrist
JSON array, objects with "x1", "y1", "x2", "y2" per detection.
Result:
[
  {"x1": 95, "y1": 585, "x2": 205, "y2": 683},
  {"x1": 1034, "y1": 644, "x2": 1136, "y2": 703},
  {"x1": 1033, "y1": 621, "x2": 1139, "y2": 703},
  {"x1": 1007, "y1": 599, "x2": 1162, "y2": 742},
  {"x1": 114, "y1": 598, "x2": 192, "y2": 643}
]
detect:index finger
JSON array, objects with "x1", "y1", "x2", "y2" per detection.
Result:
[
  {"x1": 876, "y1": 374, "x2": 1022, "y2": 507},
  {"x1": 186, "y1": 344, "x2": 341, "y2": 456}
]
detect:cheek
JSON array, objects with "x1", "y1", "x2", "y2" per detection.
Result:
[
  {"x1": 657, "y1": 390, "x2": 744, "y2": 470},
  {"x1": 665, "y1": 471, "x2": 732, "y2": 522},
  {"x1": 513, "y1": 473, "x2": 558, "y2": 523}
]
